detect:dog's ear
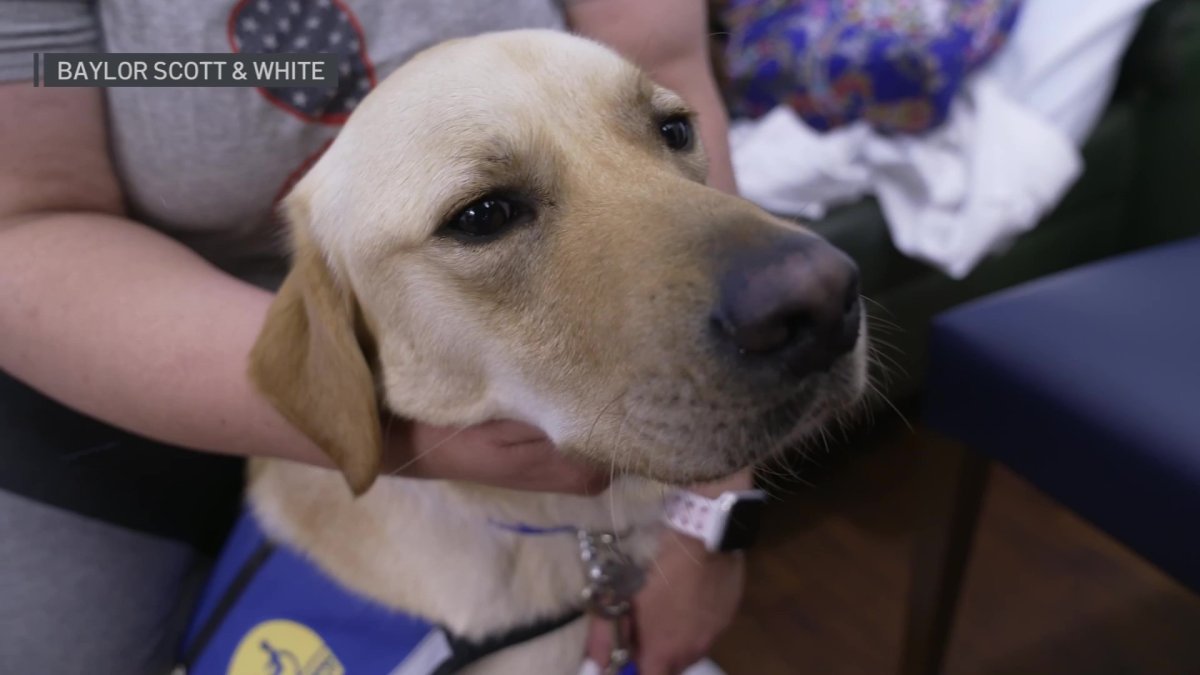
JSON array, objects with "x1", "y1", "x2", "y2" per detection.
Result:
[{"x1": 249, "y1": 196, "x2": 381, "y2": 495}]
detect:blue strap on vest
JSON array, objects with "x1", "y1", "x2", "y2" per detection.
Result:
[{"x1": 177, "y1": 511, "x2": 583, "y2": 674}]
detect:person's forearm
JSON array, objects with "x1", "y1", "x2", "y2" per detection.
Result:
[{"x1": 0, "y1": 211, "x2": 329, "y2": 466}]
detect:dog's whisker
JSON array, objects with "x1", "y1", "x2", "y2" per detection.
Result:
[
  {"x1": 864, "y1": 372, "x2": 907, "y2": 425},
  {"x1": 766, "y1": 436, "x2": 811, "y2": 489},
  {"x1": 866, "y1": 316, "x2": 904, "y2": 332},
  {"x1": 578, "y1": 388, "x2": 627, "y2": 532},
  {"x1": 608, "y1": 450, "x2": 619, "y2": 534},
  {"x1": 814, "y1": 423, "x2": 837, "y2": 451},
  {"x1": 753, "y1": 461, "x2": 788, "y2": 495},
  {"x1": 864, "y1": 308, "x2": 904, "y2": 332},
  {"x1": 585, "y1": 390, "x2": 627, "y2": 457},
  {"x1": 648, "y1": 544, "x2": 671, "y2": 586},
  {"x1": 386, "y1": 424, "x2": 471, "y2": 477},
  {"x1": 666, "y1": 525, "x2": 702, "y2": 569},
  {"x1": 608, "y1": 407, "x2": 635, "y2": 541},
  {"x1": 868, "y1": 329, "x2": 902, "y2": 345},
  {"x1": 867, "y1": 342, "x2": 908, "y2": 375},
  {"x1": 861, "y1": 294, "x2": 899, "y2": 320},
  {"x1": 61, "y1": 441, "x2": 121, "y2": 462},
  {"x1": 867, "y1": 354, "x2": 908, "y2": 386},
  {"x1": 866, "y1": 337, "x2": 906, "y2": 363},
  {"x1": 864, "y1": 379, "x2": 913, "y2": 431},
  {"x1": 861, "y1": 373, "x2": 887, "y2": 419}
]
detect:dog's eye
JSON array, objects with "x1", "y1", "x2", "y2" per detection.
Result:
[
  {"x1": 659, "y1": 115, "x2": 694, "y2": 151},
  {"x1": 446, "y1": 197, "x2": 524, "y2": 240}
]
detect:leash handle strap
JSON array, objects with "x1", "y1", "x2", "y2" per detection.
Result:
[{"x1": 429, "y1": 608, "x2": 585, "y2": 675}]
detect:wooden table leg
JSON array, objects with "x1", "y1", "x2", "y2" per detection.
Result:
[{"x1": 899, "y1": 433, "x2": 991, "y2": 675}]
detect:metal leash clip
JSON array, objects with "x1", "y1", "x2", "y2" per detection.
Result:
[{"x1": 578, "y1": 530, "x2": 646, "y2": 675}]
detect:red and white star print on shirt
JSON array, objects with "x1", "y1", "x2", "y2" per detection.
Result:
[
  {"x1": 226, "y1": 0, "x2": 376, "y2": 203},
  {"x1": 228, "y1": 0, "x2": 376, "y2": 124}
]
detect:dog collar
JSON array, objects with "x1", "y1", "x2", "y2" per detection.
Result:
[
  {"x1": 486, "y1": 518, "x2": 640, "y2": 540},
  {"x1": 486, "y1": 519, "x2": 580, "y2": 536}
]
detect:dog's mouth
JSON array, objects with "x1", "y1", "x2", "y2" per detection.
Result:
[{"x1": 585, "y1": 345, "x2": 868, "y2": 486}]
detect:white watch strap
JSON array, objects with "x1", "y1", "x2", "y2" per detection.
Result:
[{"x1": 662, "y1": 491, "x2": 719, "y2": 546}]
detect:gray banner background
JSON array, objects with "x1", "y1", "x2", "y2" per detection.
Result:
[{"x1": 40, "y1": 53, "x2": 340, "y2": 87}]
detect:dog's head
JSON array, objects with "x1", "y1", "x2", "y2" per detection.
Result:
[{"x1": 251, "y1": 30, "x2": 868, "y2": 494}]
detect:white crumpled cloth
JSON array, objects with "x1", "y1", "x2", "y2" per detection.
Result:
[{"x1": 729, "y1": 0, "x2": 1156, "y2": 278}]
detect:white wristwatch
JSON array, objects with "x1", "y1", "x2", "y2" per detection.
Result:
[{"x1": 662, "y1": 489, "x2": 767, "y2": 553}]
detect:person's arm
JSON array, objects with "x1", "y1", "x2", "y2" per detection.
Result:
[
  {"x1": 0, "y1": 83, "x2": 607, "y2": 494},
  {"x1": 0, "y1": 85, "x2": 326, "y2": 464},
  {"x1": 568, "y1": 2, "x2": 751, "y2": 673}
]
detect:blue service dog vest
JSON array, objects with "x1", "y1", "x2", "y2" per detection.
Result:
[{"x1": 176, "y1": 511, "x2": 585, "y2": 675}]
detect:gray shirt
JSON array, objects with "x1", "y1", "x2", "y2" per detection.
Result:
[
  {"x1": 0, "y1": 4, "x2": 569, "y2": 671},
  {"x1": 0, "y1": 0, "x2": 566, "y2": 283}
]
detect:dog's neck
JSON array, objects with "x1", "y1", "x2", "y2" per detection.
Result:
[{"x1": 246, "y1": 458, "x2": 666, "y2": 641}]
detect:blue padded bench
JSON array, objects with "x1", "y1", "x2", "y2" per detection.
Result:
[{"x1": 899, "y1": 236, "x2": 1200, "y2": 675}]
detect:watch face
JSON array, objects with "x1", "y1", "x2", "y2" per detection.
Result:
[{"x1": 718, "y1": 497, "x2": 765, "y2": 552}]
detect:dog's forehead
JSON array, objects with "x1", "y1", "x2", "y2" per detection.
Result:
[
  {"x1": 374, "y1": 30, "x2": 642, "y2": 126},
  {"x1": 300, "y1": 31, "x2": 655, "y2": 257}
]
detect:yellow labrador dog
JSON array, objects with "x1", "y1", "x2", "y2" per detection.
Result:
[{"x1": 231, "y1": 29, "x2": 866, "y2": 675}]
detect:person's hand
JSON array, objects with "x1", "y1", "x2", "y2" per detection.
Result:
[
  {"x1": 383, "y1": 418, "x2": 612, "y2": 495},
  {"x1": 586, "y1": 532, "x2": 745, "y2": 675}
]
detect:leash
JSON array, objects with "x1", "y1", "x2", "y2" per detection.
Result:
[{"x1": 429, "y1": 609, "x2": 584, "y2": 675}]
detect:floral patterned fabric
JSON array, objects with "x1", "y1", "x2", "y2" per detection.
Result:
[{"x1": 721, "y1": 0, "x2": 1023, "y2": 134}]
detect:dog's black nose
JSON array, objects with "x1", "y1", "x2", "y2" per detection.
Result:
[{"x1": 711, "y1": 233, "x2": 861, "y2": 375}]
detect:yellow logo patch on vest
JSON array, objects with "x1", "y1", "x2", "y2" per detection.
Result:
[{"x1": 227, "y1": 620, "x2": 345, "y2": 675}]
